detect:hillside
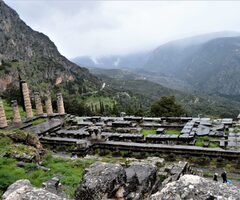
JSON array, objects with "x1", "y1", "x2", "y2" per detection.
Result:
[
  {"x1": 74, "y1": 31, "x2": 240, "y2": 94},
  {"x1": 143, "y1": 31, "x2": 240, "y2": 75},
  {"x1": 91, "y1": 69, "x2": 240, "y2": 117},
  {"x1": 0, "y1": 0, "x2": 100, "y2": 95},
  {"x1": 142, "y1": 32, "x2": 240, "y2": 98},
  {"x1": 179, "y1": 37, "x2": 240, "y2": 97}
]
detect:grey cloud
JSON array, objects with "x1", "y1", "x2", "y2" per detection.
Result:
[{"x1": 4, "y1": 0, "x2": 240, "y2": 58}]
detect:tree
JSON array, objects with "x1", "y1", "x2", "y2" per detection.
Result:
[{"x1": 151, "y1": 96, "x2": 185, "y2": 117}]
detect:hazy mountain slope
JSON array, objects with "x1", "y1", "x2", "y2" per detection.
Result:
[
  {"x1": 143, "y1": 31, "x2": 240, "y2": 76},
  {"x1": 91, "y1": 68, "x2": 240, "y2": 117},
  {"x1": 89, "y1": 67, "x2": 193, "y2": 92},
  {"x1": 0, "y1": 0, "x2": 100, "y2": 94},
  {"x1": 73, "y1": 31, "x2": 240, "y2": 94},
  {"x1": 179, "y1": 37, "x2": 240, "y2": 97},
  {"x1": 142, "y1": 32, "x2": 240, "y2": 97}
]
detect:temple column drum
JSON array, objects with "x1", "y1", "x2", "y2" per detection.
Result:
[
  {"x1": 21, "y1": 81, "x2": 33, "y2": 119},
  {"x1": 57, "y1": 93, "x2": 65, "y2": 115},
  {"x1": 45, "y1": 92, "x2": 53, "y2": 116},
  {"x1": 34, "y1": 92, "x2": 43, "y2": 115},
  {"x1": 0, "y1": 97, "x2": 8, "y2": 128},
  {"x1": 11, "y1": 100, "x2": 21, "y2": 124}
]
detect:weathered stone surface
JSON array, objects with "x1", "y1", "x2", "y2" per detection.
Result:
[
  {"x1": 0, "y1": 97, "x2": 8, "y2": 128},
  {"x1": 75, "y1": 162, "x2": 126, "y2": 200},
  {"x1": 34, "y1": 92, "x2": 43, "y2": 115},
  {"x1": 22, "y1": 81, "x2": 33, "y2": 119},
  {"x1": 11, "y1": 100, "x2": 21, "y2": 124},
  {"x1": 57, "y1": 93, "x2": 65, "y2": 115},
  {"x1": 2, "y1": 179, "x2": 69, "y2": 200},
  {"x1": 150, "y1": 174, "x2": 240, "y2": 200},
  {"x1": 145, "y1": 157, "x2": 165, "y2": 167},
  {"x1": 45, "y1": 92, "x2": 53, "y2": 116},
  {"x1": 125, "y1": 162, "x2": 157, "y2": 199}
]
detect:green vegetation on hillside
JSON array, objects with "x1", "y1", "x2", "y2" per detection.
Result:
[
  {"x1": 0, "y1": 155, "x2": 95, "y2": 197},
  {"x1": 151, "y1": 96, "x2": 186, "y2": 117},
  {"x1": 84, "y1": 95, "x2": 116, "y2": 115},
  {"x1": 0, "y1": 130, "x2": 95, "y2": 197}
]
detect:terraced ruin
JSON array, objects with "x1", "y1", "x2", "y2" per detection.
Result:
[
  {"x1": 1, "y1": 80, "x2": 240, "y2": 199},
  {"x1": 1, "y1": 81, "x2": 240, "y2": 159}
]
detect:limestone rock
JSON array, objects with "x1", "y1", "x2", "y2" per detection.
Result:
[
  {"x1": 125, "y1": 162, "x2": 157, "y2": 199},
  {"x1": 145, "y1": 157, "x2": 165, "y2": 167},
  {"x1": 150, "y1": 174, "x2": 240, "y2": 200},
  {"x1": 2, "y1": 179, "x2": 69, "y2": 200},
  {"x1": 75, "y1": 162, "x2": 126, "y2": 200}
]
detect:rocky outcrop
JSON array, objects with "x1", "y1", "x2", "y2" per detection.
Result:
[
  {"x1": 0, "y1": 0, "x2": 100, "y2": 95},
  {"x1": 76, "y1": 159, "x2": 163, "y2": 200},
  {"x1": 75, "y1": 162, "x2": 126, "y2": 200},
  {"x1": 0, "y1": 129, "x2": 43, "y2": 162},
  {"x1": 75, "y1": 159, "x2": 205, "y2": 200},
  {"x1": 2, "y1": 179, "x2": 70, "y2": 200},
  {"x1": 150, "y1": 174, "x2": 240, "y2": 200},
  {"x1": 125, "y1": 162, "x2": 157, "y2": 199}
]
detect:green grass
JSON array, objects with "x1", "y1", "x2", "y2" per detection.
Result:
[
  {"x1": 166, "y1": 129, "x2": 181, "y2": 135},
  {"x1": 195, "y1": 140, "x2": 205, "y2": 147},
  {"x1": 196, "y1": 136, "x2": 220, "y2": 140},
  {"x1": 195, "y1": 136, "x2": 220, "y2": 148},
  {"x1": 2, "y1": 99, "x2": 37, "y2": 121},
  {"x1": 0, "y1": 153, "x2": 96, "y2": 197},
  {"x1": 3, "y1": 100, "x2": 26, "y2": 120},
  {"x1": 209, "y1": 142, "x2": 219, "y2": 148},
  {"x1": 0, "y1": 130, "x2": 109, "y2": 197},
  {"x1": 140, "y1": 128, "x2": 156, "y2": 137},
  {"x1": 0, "y1": 131, "x2": 97, "y2": 197},
  {"x1": 31, "y1": 118, "x2": 48, "y2": 126}
]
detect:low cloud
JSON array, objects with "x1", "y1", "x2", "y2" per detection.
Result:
[{"x1": 5, "y1": 0, "x2": 240, "y2": 58}]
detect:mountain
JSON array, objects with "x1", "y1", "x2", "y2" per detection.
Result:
[
  {"x1": 72, "y1": 51, "x2": 150, "y2": 70},
  {"x1": 90, "y1": 67, "x2": 240, "y2": 117},
  {"x1": 73, "y1": 31, "x2": 240, "y2": 93},
  {"x1": 0, "y1": 0, "x2": 100, "y2": 95},
  {"x1": 178, "y1": 37, "x2": 240, "y2": 97},
  {"x1": 143, "y1": 33, "x2": 240, "y2": 98}
]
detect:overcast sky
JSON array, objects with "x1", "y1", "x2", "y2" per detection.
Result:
[{"x1": 4, "y1": 0, "x2": 240, "y2": 58}]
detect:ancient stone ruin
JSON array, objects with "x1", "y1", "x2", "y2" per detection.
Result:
[
  {"x1": 45, "y1": 91, "x2": 53, "y2": 116},
  {"x1": 11, "y1": 100, "x2": 21, "y2": 124},
  {"x1": 0, "y1": 97, "x2": 8, "y2": 128},
  {"x1": 0, "y1": 81, "x2": 66, "y2": 129},
  {"x1": 34, "y1": 92, "x2": 43, "y2": 115},
  {"x1": 21, "y1": 80, "x2": 33, "y2": 119},
  {"x1": 57, "y1": 93, "x2": 65, "y2": 115},
  {"x1": 1, "y1": 82, "x2": 240, "y2": 200}
]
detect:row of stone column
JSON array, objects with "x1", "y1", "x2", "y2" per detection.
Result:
[{"x1": 0, "y1": 81, "x2": 65, "y2": 129}]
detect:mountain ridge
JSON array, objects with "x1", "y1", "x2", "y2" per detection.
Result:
[{"x1": 0, "y1": 0, "x2": 100, "y2": 94}]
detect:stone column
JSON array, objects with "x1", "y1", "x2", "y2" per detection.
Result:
[
  {"x1": 21, "y1": 81, "x2": 33, "y2": 119},
  {"x1": 11, "y1": 100, "x2": 21, "y2": 124},
  {"x1": 57, "y1": 93, "x2": 65, "y2": 115},
  {"x1": 45, "y1": 92, "x2": 53, "y2": 116},
  {"x1": 0, "y1": 97, "x2": 8, "y2": 128},
  {"x1": 34, "y1": 92, "x2": 43, "y2": 115}
]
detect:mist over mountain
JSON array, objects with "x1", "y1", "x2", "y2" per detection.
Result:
[
  {"x1": 72, "y1": 51, "x2": 150, "y2": 70},
  {"x1": 73, "y1": 31, "x2": 240, "y2": 98},
  {"x1": 143, "y1": 32, "x2": 240, "y2": 98},
  {"x1": 1, "y1": 0, "x2": 240, "y2": 117}
]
